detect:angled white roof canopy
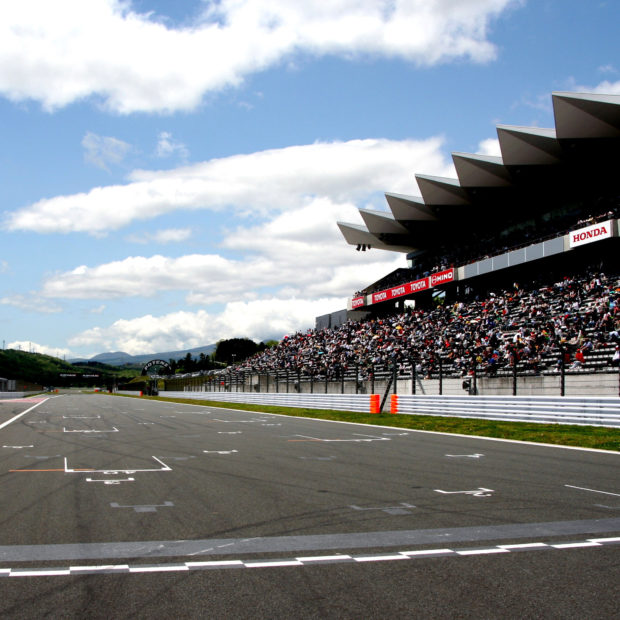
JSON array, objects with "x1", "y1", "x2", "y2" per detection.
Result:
[
  {"x1": 497, "y1": 126, "x2": 561, "y2": 165},
  {"x1": 359, "y1": 209, "x2": 409, "y2": 235},
  {"x1": 416, "y1": 175, "x2": 471, "y2": 206},
  {"x1": 385, "y1": 193, "x2": 438, "y2": 221},
  {"x1": 452, "y1": 153, "x2": 512, "y2": 187},
  {"x1": 339, "y1": 91, "x2": 620, "y2": 255},
  {"x1": 553, "y1": 92, "x2": 620, "y2": 138}
]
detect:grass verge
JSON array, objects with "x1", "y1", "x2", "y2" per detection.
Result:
[{"x1": 140, "y1": 395, "x2": 620, "y2": 452}]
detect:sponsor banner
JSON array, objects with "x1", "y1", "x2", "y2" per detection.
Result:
[
  {"x1": 569, "y1": 219, "x2": 613, "y2": 248},
  {"x1": 386, "y1": 284, "x2": 408, "y2": 300},
  {"x1": 408, "y1": 277, "x2": 430, "y2": 293},
  {"x1": 368, "y1": 268, "x2": 455, "y2": 306},
  {"x1": 351, "y1": 296, "x2": 365, "y2": 309},
  {"x1": 59, "y1": 373, "x2": 100, "y2": 378},
  {"x1": 371, "y1": 289, "x2": 390, "y2": 304},
  {"x1": 429, "y1": 268, "x2": 455, "y2": 287}
]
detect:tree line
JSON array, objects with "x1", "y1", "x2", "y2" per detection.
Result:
[{"x1": 168, "y1": 338, "x2": 277, "y2": 374}]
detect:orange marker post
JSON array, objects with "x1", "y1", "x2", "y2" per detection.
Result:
[
  {"x1": 369, "y1": 394, "x2": 380, "y2": 414},
  {"x1": 390, "y1": 394, "x2": 398, "y2": 414}
]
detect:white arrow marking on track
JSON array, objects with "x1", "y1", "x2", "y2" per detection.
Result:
[
  {"x1": 203, "y1": 450, "x2": 238, "y2": 455},
  {"x1": 435, "y1": 487, "x2": 494, "y2": 497},
  {"x1": 445, "y1": 454, "x2": 485, "y2": 458}
]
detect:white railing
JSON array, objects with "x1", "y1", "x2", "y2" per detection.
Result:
[
  {"x1": 390, "y1": 394, "x2": 620, "y2": 427},
  {"x1": 0, "y1": 391, "x2": 46, "y2": 399},
  {"x1": 160, "y1": 391, "x2": 374, "y2": 413},
  {"x1": 157, "y1": 390, "x2": 620, "y2": 427}
]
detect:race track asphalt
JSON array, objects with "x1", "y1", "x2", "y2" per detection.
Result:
[{"x1": 0, "y1": 393, "x2": 618, "y2": 618}]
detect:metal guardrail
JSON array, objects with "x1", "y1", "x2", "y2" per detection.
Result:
[
  {"x1": 390, "y1": 395, "x2": 620, "y2": 428},
  {"x1": 156, "y1": 391, "x2": 620, "y2": 428},
  {"x1": 0, "y1": 391, "x2": 47, "y2": 399},
  {"x1": 159, "y1": 391, "x2": 373, "y2": 413}
]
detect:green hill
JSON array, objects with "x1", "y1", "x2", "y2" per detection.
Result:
[{"x1": 0, "y1": 349, "x2": 140, "y2": 389}]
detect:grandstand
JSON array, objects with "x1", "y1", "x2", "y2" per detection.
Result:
[
  {"x1": 334, "y1": 91, "x2": 619, "y2": 327},
  {"x1": 246, "y1": 92, "x2": 619, "y2": 396},
  {"x1": 166, "y1": 92, "x2": 619, "y2": 400}
]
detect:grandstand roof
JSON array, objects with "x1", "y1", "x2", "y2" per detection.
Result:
[{"x1": 337, "y1": 91, "x2": 620, "y2": 254}]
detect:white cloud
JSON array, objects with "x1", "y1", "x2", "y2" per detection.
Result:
[
  {"x1": 7, "y1": 136, "x2": 456, "y2": 357},
  {"x1": 37, "y1": 193, "x2": 405, "y2": 304},
  {"x1": 0, "y1": 260, "x2": 8, "y2": 273},
  {"x1": 68, "y1": 297, "x2": 345, "y2": 355},
  {"x1": 556, "y1": 76, "x2": 620, "y2": 98},
  {"x1": 126, "y1": 227, "x2": 193, "y2": 244},
  {"x1": 4, "y1": 137, "x2": 448, "y2": 234},
  {"x1": 597, "y1": 64, "x2": 617, "y2": 75},
  {"x1": 588, "y1": 80, "x2": 620, "y2": 95},
  {"x1": 156, "y1": 132, "x2": 189, "y2": 160},
  {"x1": 7, "y1": 340, "x2": 74, "y2": 358},
  {"x1": 0, "y1": 293, "x2": 62, "y2": 313},
  {"x1": 477, "y1": 138, "x2": 501, "y2": 156},
  {"x1": 82, "y1": 132, "x2": 132, "y2": 170},
  {"x1": 0, "y1": 0, "x2": 518, "y2": 114}
]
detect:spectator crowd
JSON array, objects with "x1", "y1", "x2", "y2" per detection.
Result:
[{"x1": 240, "y1": 271, "x2": 620, "y2": 380}]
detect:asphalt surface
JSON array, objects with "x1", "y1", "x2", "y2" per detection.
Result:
[{"x1": 0, "y1": 392, "x2": 618, "y2": 619}]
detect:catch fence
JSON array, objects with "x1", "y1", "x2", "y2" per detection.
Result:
[{"x1": 163, "y1": 355, "x2": 620, "y2": 399}]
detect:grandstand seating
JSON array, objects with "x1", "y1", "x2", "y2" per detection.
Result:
[{"x1": 239, "y1": 271, "x2": 619, "y2": 384}]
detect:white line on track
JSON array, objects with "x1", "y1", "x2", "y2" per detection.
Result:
[
  {"x1": 565, "y1": 485, "x2": 620, "y2": 497},
  {"x1": 0, "y1": 398, "x2": 49, "y2": 430},
  {"x1": 2, "y1": 537, "x2": 617, "y2": 579}
]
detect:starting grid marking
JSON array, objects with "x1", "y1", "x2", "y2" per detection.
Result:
[
  {"x1": 1, "y1": 537, "x2": 618, "y2": 578},
  {"x1": 289, "y1": 434, "x2": 390, "y2": 443},
  {"x1": 64, "y1": 456, "x2": 171, "y2": 474}
]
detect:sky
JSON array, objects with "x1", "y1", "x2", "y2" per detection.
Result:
[{"x1": 0, "y1": 0, "x2": 619, "y2": 360}]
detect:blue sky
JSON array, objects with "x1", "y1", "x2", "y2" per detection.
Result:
[{"x1": 0, "y1": 0, "x2": 618, "y2": 359}]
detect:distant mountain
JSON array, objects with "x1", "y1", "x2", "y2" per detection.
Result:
[{"x1": 70, "y1": 344, "x2": 217, "y2": 367}]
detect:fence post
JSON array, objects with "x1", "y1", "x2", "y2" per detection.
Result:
[
  {"x1": 325, "y1": 371, "x2": 328, "y2": 394},
  {"x1": 310, "y1": 372, "x2": 314, "y2": 394},
  {"x1": 512, "y1": 354, "x2": 518, "y2": 396},
  {"x1": 275, "y1": 372, "x2": 279, "y2": 393},
  {"x1": 438, "y1": 355, "x2": 443, "y2": 396},
  {"x1": 341, "y1": 368, "x2": 345, "y2": 394},
  {"x1": 393, "y1": 363, "x2": 398, "y2": 395},
  {"x1": 560, "y1": 346, "x2": 566, "y2": 397},
  {"x1": 411, "y1": 358, "x2": 416, "y2": 395},
  {"x1": 355, "y1": 365, "x2": 359, "y2": 394},
  {"x1": 371, "y1": 365, "x2": 375, "y2": 394}
]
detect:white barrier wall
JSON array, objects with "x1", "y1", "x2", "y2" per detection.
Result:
[
  {"x1": 390, "y1": 394, "x2": 620, "y2": 428},
  {"x1": 0, "y1": 391, "x2": 46, "y2": 399},
  {"x1": 156, "y1": 390, "x2": 620, "y2": 427},
  {"x1": 160, "y1": 391, "x2": 373, "y2": 413}
]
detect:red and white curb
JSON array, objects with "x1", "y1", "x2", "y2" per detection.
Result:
[{"x1": 2, "y1": 536, "x2": 619, "y2": 578}]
